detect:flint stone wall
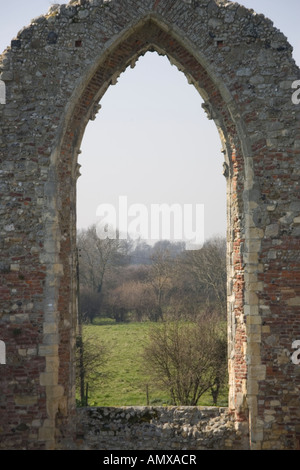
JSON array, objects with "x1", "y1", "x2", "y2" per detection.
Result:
[
  {"x1": 0, "y1": 0, "x2": 300, "y2": 450},
  {"x1": 73, "y1": 407, "x2": 249, "y2": 450}
]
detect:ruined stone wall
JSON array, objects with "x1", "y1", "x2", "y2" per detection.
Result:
[
  {"x1": 0, "y1": 0, "x2": 299, "y2": 450},
  {"x1": 72, "y1": 407, "x2": 249, "y2": 451}
]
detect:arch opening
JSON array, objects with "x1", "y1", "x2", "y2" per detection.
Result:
[
  {"x1": 54, "y1": 16, "x2": 248, "y2": 423},
  {"x1": 75, "y1": 49, "x2": 228, "y2": 407}
]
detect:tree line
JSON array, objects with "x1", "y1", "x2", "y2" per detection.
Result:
[
  {"x1": 76, "y1": 224, "x2": 228, "y2": 407},
  {"x1": 77, "y1": 224, "x2": 227, "y2": 324}
]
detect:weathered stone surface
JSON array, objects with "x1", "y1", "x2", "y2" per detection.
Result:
[
  {"x1": 71, "y1": 406, "x2": 249, "y2": 450},
  {"x1": 0, "y1": 0, "x2": 299, "y2": 451}
]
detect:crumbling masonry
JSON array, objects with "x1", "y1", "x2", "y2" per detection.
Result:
[{"x1": 0, "y1": 0, "x2": 300, "y2": 450}]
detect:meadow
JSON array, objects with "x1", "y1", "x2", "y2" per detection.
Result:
[{"x1": 79, "y1": 319, "x2": 228, "y2": 408}]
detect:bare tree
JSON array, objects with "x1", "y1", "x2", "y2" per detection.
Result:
[
  {"x1": 209, "y1": 328, "x2": 228, "y2": 405},
  {"x1": 77, "y1": 224, "x2": 131, "y2": 322},
  {"x1": 143, "y1": 312, "x2": 227, "y2": 406},
  {"x1": 181, "y1": 236, "x2": 227, "y2": 318},
  {"x1": 78, "y1": 225, "x2": 122, "y2": 293},
  {"x1": 76, "y1": 325, "x2": 110, "y2": 406},
  {"x1": 146, "y1": 246, "x2": 174, "y2": 321}
]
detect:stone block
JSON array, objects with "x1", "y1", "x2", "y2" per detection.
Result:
[
  {"x1": 265, "y1": 224, "x2": 279, "y2": 238},
  {"x1": 287, "y1": 296, "x2": 300, "y2": 306},
  {"x1": 15, "y1": 395, "x2": 38, "y2": 406},
  {"x1": 246, "y1": 315, "x2": 262, "y2": 325},
  {"x1": 249, "y1": 365, "x2": 266, "y2": 381}
]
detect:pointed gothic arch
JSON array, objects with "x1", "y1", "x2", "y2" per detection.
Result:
[{"x1": 0, "y1": 0, "x2": 299, "y2": 450}]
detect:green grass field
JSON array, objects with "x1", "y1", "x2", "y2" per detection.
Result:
[{"x1": 79, "y1": 319, "x2": 228, "y2": 408}]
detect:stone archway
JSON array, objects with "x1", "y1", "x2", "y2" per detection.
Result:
[{"x1": 0, "y1": 0, "x2": 300, "y2": 450}]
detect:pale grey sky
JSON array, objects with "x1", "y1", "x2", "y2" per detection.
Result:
[{"x1": 1, "y1": 1, "x2": 299, "y2": 243}]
